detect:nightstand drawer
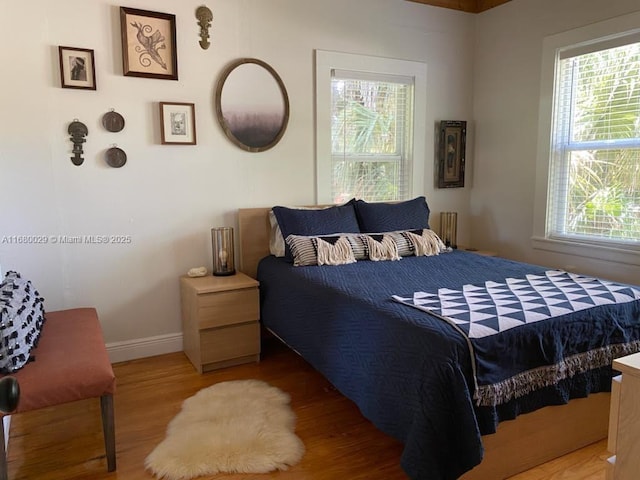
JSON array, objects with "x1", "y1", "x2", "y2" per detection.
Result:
[
  {"x1": 200, "y1": 322, "x2": 260, "y2": 364},
  {"x1": 197, "y1": 288, "x2": 259, "y2": 329}
]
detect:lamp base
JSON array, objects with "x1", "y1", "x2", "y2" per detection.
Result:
[{"x1": 213, "y1": 269, "x2": 236, "y2": 277}]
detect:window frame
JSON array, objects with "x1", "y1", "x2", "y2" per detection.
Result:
[
  {"x1": 533, "y1": 12, "x2": 640, "y2": 266},
  {"x1": 315, "y1": 50, "x2": 427, "y2": 204}
]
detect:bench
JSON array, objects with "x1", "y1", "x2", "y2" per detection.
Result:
[{"x1": 0, "y1": 308, "x2": 116, "y2": 479}]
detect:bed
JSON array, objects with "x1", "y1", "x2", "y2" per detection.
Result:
[{"x1": 237, "y1": 201, "x2": 640, "y2": 480}]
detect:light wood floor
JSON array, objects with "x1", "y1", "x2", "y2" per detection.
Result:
[{"x1": 6, "y1": 340, "x2": 609, "y2": 480}]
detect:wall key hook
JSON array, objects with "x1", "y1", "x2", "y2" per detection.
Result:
[
  {"x1": 195, "y1": 6, "x2": 213, "y2": 50},
  {"x1": 68, "y1": 119, "x2": 88, "y2": 166}
]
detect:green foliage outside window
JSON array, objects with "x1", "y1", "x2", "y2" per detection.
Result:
[
  {"x1": 561, "y1": 43, "x2": 640, "y2": 241},
  {"x1": 331, "y1": 79, "x2": 409, "y2": 202}
]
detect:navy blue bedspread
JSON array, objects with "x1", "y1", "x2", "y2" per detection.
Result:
[{"x1": 257, "y1": 251, "x2": 640, "y2": 480}]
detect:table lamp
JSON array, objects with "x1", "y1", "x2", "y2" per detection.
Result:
[
  {"x1": 440, "y1": 212, "x2": 458, "y2": 249},
  {"x1": 211, "y1": 227, "x2": 236, "y2": 276}
]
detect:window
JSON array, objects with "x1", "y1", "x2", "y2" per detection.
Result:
[
  {"x1": 330, "y1": 71, "x2": 413, "y2": 203},
  {"x1": 533, "y1": 14, "x2": 640, "y2": 265},
  {"x1": 316, "y1": 50, "x2": 427, "y2": 204},
  {"x1": 548, "y1": 37, "x2": 640, "y2": 246}
]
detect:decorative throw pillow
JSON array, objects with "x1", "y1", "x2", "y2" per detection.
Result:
[
  {"x1": 361, "y1": 229, "x2": 447, "y2": 261},
  {"x1": 401, "y1": 229, "x2": 447, "y2": 256},
  {"x1": 351, "y1": 230, "x2": 419, "y2": 258},
  {"x1": 380, "y1": 231, "x2": 414, "y2": 257},
  {"x1": 0, "y1": 271, "x2": 46, "y2": 373},
  {"x1": 272, "y1": 201, "x2": 360, "y2": 261},
  {"x1": 354, "y1": 196, "x2": 431, "y2": 233},
  {"x1": 314, "y1": 237, "x2": 357, "y2": 266},
  {"x1": 287, "y1": 229, "x2": 447, "y2": 266},
  {"x1": 286, "y1": 233, "x2": 366, "y2": 266},
  {"x1": 363, "y1": 234, "x2": 402, "y2": 261}
]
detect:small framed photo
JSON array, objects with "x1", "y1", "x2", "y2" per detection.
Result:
[
  {"x1": 58, "y1": 46, "x2": 96, "y2": 90},
  {"x1": 120, "y1": 7, "x2": 178, "y2": 80},
  {"x1": 438, "y1": 120, "x2": 466, "y2": 188},
  {"x1": 159, "y1": 102, "x2": 196, "y2": 145}
]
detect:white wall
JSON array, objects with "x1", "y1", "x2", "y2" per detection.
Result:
[
  {"x1": 0, "y1": 0, "x2": 475, "y2": 359},
  {"x1": 472, "y1": 0, "x2": 640, "y2": 285}
]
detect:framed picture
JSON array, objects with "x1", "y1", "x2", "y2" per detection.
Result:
[
  {"x1": 438, "y1": 120, "x2": 466, "y2": 188},
  {"x1": 58, "y1": 46, "x2": 96, "y2": 90},
  {"x1": 215, "y1": 58, "x2": 290, "y2": 152},
  {"x1": 120, "y1": 7, "x2": 178, "y2": 80},
  {"x1": 159, "y1": 102, "x2": 196, "y2": 145}
]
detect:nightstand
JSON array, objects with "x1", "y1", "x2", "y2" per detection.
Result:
[
  {"x1": 180, "y1": 272, "x2": 260, "y2": 373},
  {"x1": 459, "y1": 246, "x2": 498, "y2": 257},
  {"x1": 607, "y1": 352, "x2": 640, "y2": 480}
]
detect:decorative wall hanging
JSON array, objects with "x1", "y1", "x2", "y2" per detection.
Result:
[
  {"x1": 102, "y1": 109, "x2": 125, "y2": 132},
  {"x1": 105, "y1": 146, "x2": 127, "y2": 168},
  {"x1": 195, "y1": 5, "x2": 213, "y2": 50},
  {"x1": 58, "y1": 46, "x2": 96, "y2": 90},
  {"x1": 159, "y1": 102, "x2": 197, "y2": 145},
  {"x1": 438, "y1": 120, "x2": 466, "y2": 188},
  {"x1": 120, "y1": 7, "x2": 178, "y2": 80},
  {"x1": 68, "y1": 119, "x2": 88, "y2": 166},
  {"x1": 215, "y1": 58, "x2": 289, "y2": 152}
]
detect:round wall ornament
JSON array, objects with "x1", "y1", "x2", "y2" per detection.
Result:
[
  {"x1": 105, "y1": 146, "x2": 127, "y2": 168},
  {"x1": 102, "y1": 109, "x2": 125, "y2": 133}
]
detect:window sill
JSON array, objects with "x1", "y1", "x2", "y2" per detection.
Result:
[{"x1": 531, "y1": 236, "x2": 640, "y2": 267}]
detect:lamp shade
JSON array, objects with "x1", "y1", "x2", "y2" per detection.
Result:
[
  {"x1": 211, "y1": 227, "x2": 236, "y2": 276},
  {"x1": 439, "y1": 212, "x2": 458, "y2": 249}
]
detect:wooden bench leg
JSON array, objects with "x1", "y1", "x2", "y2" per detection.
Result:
[
  {"x1": 100, "y1": 394, "x2": 116, "y2": 472},
  {"x1": 0, "y1": 417, "x2": 6, "y2": 480}
]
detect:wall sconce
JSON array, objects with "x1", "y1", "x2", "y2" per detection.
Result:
[
  {"x1": 439, "y1": 212, "x2": 458, "y2": 249},
  {"x1": 211, "y1": 227, "x2": 236, "y2": 276}
]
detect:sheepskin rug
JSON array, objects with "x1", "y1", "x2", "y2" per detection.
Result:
[{"x1": 145, "y1": 379, "x2": 305, "y2": 480}]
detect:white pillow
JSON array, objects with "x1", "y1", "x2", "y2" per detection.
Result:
[{"x1": 268, "y1": 210, "x2": 286, "y2": 257}]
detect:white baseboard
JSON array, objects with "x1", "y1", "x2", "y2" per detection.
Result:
[{"x1": 106, "y1": 332, "x2": 183, "y2": 364}]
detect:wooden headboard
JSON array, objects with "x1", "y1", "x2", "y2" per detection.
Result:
[{"x1": 238, "y1": 208, "x2": 272, "y2": 280}]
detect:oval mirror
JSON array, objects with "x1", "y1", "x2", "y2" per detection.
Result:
[{"x1": 215, "y1": 58, "x2": 290, "y2": 152}]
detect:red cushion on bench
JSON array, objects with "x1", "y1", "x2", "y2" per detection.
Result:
[{"x1": 1, "y1": 308, "x2": 115, "y2": 413}]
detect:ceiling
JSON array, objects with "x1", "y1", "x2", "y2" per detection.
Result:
[{"x1": 406, "y1": 0, "x2": 512, "y2": 14}]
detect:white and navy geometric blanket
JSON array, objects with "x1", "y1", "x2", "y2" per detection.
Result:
[
  {"x1": 392, "y1": 270, "x2": 640, "y2": 339},
  {"x1": 393, "y1": 270, "x2": 640, "y2": 407}
]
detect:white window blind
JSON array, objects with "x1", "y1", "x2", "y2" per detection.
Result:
[
  {"x1": 330, "y1": 69, "x2": 414, "y2": 203},
  {"x1": 548, "y1": 37, "x2": 640, "y2": 245}
]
